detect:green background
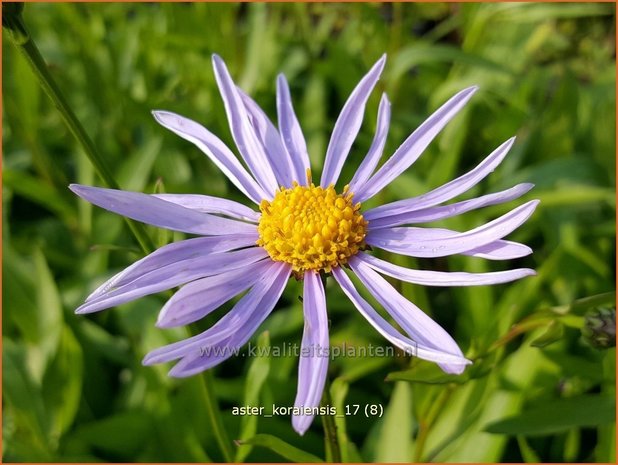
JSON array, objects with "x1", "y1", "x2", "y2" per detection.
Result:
[{"x1": 3, "y1": 2, "x2": 616, "y2": 462}]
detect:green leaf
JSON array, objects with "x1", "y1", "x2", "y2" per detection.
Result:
[
  {"x1": 74, "y1": 412, "x2": 155, "y2": 458},
  {"x1": 237, "y1": 434, "x2": 324, "y2": 463},
  {"x1": 330, "y1": 377, "x2": 362, "y2": 462},
  {"x1": 5, "y1": 40, "x2": 40, "y2": 130},
  {"x1": 117, "y1": 136, "x2": 162, "y2": 192},
  {"x1": 596, "y1": 423, "x2": 616, "y2": 462},
  {"x1": 530, "y1": 320, "x2": 564, "y2": 348},
  {"x1": 387, "y1": 369, "x2": 467, "y2": 385},
  {"x1": 76, "y1": 318, "x2": 131, "y2": 365},
  {"x1": 563, "y1": 428, "x2": 580, "y2": 462},
  {"x1": 235, "y1": 330, "x2": 271, "y2": 462},
  {"x1": 3, "y1": 247, "x2": 63, "y2": 381},
  {"x1": 485, "y1": 395, "x2": 616, "y2": 435},
  {"x1": 3, "y1": 169, "x2": 76, "y2": 225},
  {"x1": 386, "y1": 360, "x2": 490, "y2": 385},
  {"x1": 3, "y1": 248, "x2": 38, "y2": 343},
  {"x1": 535, "y1": 185, "x2": 615, "y2": 208},
  {"x1": 33, "y1": 248, "x2": 64, "y2": 373},
  {"x1": 374, "y1": 382, "x2": 413, "y2": 462},
  {"x1": 517, "y1": 435, "x2": 541, "y2": 463},
  {"x1": 2, "y1": 340, "x2": 51, "y2": 458},
  {"x1": 567, "y1": 291, "x2": 616, "y2": 315},
  {"x1": 391, "y1": 43, "x2": 514, "y2": 83},
  {"x1": 153, "y1": 377, "x2": 213, "y2": 462},
  {"x1": 41, "y1": 325, "x2": 84, "y2": 437},
  {"x1": 497, "y1": 3, "x2": 613, "y2": 21}
]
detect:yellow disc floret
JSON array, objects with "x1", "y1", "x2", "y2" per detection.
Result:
[{"x1": 257, "y1": 181, "x2": 368, "y2": 274}]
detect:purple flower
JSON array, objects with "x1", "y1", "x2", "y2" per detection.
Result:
[{"x1": 71, "y1": 54, "x2": 538, "y2": 435}]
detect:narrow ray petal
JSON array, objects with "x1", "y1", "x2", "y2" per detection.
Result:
[
  {"x1": 238, "y1": 88, "x2": 296, "y2": 187},
  {"x1": 353, "y1": 253, "x2": 536, "y2": 286},
  {"x1": 332, "y1": 267, "x2": 471, "y2": 368},
  {"x1": 276, "y1": 74, "x2": 311, "y2": 184},
  {"x1": 212, "y1": 54, "x2": 279, "y2": 195},
  {"x1": 365, "y1": 200, "x2": 539, "y2": 258},
  {"x1": 142, "y1": 262, "x2": 290, "y2": 367},
  {"x1": 86, "y1": 234, "x2": 257, "y2": 302},
  {"x1": 320, "y1": 55, "x2": 386, "y2": 187},
  {"x1": 369, "y1": 239, "x2": 531, "y2": 261},
  {"x1": 153, "y1": 193, "x2": 260, "y2": 222},
  {"x1": 348, "y1": 93, "x2": 391, "y2": 193},
  {"x1": 77, "y1": 248, "x2": 268, "y2": 314},
  {"x1": 156, "y1": 260, "x2": 272, "y2": 328},
  {"x1": 292, "y1": 272, "x2": 329, "y2": 435},
  {"x1": 70, "y1": 184, "x2": 256, "y2": 236},
  {"x1": 468, "y1": 240, "x2": 532, "y2": 260},
  {"x1": 168, "y1": 263, "x2": 290, "y2": 377},
  {"x1": 355, "y1": 86, "x2": 479, "y2": 202},
  {"x1": 367, "y1": 183, "x2": 534, "y2": 228},
  {"x1": 364, "y1": 137, "x2": 516, "y2": 219},
  {"x1": 370, "y1": 227, "x2": 532, "y2": 260},
  {"x1": 152, "y1": 110, "x2": 268, "y2": 203},
  {"x1": 350, "y1": 260, "x2": 467, "y2": 373},
  {"x1": 86, "y1": 234, "x2": 258, "y2": 302}
]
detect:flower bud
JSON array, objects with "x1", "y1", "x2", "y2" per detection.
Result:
[{"x1": 582, "y1": 307, "x2": 616, "y2": 349}]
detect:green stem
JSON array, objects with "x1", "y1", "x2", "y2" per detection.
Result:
[
  {"x1": 4, "y1": 7, "x2": 154, "y2": 254},
  {"x1": 414, "y1": 386, "x2": 454, "y2": 462},
  {"x1": 320, "y1": 378, "x2": 342, "y2": 463},
  {"x1": 200, "y1": 371, "x2": 235, "y2": 462},
  {"x1": 187, "y1": 324, "x2": 234, "y2": 462}
]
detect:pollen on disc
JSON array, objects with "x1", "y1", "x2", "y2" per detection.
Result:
[{"x1": 257, "y1": 183, "x2": 367, "y2": 273}]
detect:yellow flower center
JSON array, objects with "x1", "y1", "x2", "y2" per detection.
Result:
[{"x1": 257, "y1": 181, "x2": 368, "y2": 274}]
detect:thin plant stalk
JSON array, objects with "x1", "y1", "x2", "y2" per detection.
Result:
[
  {"x1": 187, "y1": 324, "x2": 234, "y2": 462},
  {"x1": 321, "y1": 378, "x2": 342, "y2": 462},
  {"x1": 200, "y1": 371, "x2": 235, "y2": 462},
  {"x1": 3, "y1": 6, "x2": 154, "y2": 254}
]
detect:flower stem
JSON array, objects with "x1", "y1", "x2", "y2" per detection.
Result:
[
  {"x1": 3, "y1": 6, "x2": 154, "y2": 254},
  {"x1": 186, "y1": 324, "x2": 234, "y2": 462},
  {"x1": 414, "y1": 386, "x2": 454, "y2": 461},
  {"x1": 200, "y1": 371, "x2": 235, "y2": 462},
  {"x1": 321, "y1": 378, "x2": 342, "y2": 463}
]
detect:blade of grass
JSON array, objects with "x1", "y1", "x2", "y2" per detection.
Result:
[
  {"x1": 237, "y1": 434, "x2": 324, "y2": 463},
  {"x1": 3, "y1": 5, "x2": 154, "y2": 254}
]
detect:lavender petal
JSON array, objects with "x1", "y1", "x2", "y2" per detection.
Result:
[
  {"x1": 156, "y1": 260, "x2": 272, "y2": 328},
  {"x1": 332, "y1": 267, "x2": 471, "y2": 369},
  {"x1": 153, "y1": 193, "x2": 260, "y2": 222},
  {"x1": 468, "y1": 240, "x2": 533, "y2": 260},
  {"x1": 353, "y1": 253, "x2": 536, "y2": 286},
  {"x1": 141, "y1": 262, "x2": 290, "y2": 369},
  {"x1": 168, "y1": 263, "x2": 289, "y2": 377},
  {"x1": 366, "y1": 235, "x2": 530, "y2": 261},
  {"x1": 152, "y1": 110, "x2": 268, "y2": 203},
  {"x1": 212, "y1": 54, "x2": 279, "y2": 195},
  {"x1": 367, "y1": 183, "x2": 534, "y2": 228},
  {"x1": 348, "y1": 93, "x2": 391, "y2": 193},
  {"x1": 86, "y1": 234, "x2": 258, "y2": 302},
  {"x1": 349, "y1": 259, "x2": 467, "y2": 373},
  {"x1": 365, "y1": 200, "x2": 539, "y2": 258},
  {"x1": 370, "y1": 224, "x2": 532, "y2": 260},
  {"x1": 276, "y1": 74, "x2": 311, "y2": 184},
  {"x1": 355, "y1": 86, "x2": 479, "y2": 202},
  {"x1": 77, "y1": 248, "x2": 268, "y2": 314},
  {"x1": 320, "y1": 55, "x2": 386, "y2": 187},
  {"x1": 238, "y1": 87, "x2": 296, "y2": 188},
  {"x1": 70, "y1": 184, "x2": 257, "y2": 236},
  {"x1": 364, "y1": 138, "x2": 516, "y2": 220},
  {"x1": 292, "y1": 272, "x2": 329, "y2": 435}
]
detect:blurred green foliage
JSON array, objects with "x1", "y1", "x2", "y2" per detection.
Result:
[{"x1": 3, "y1": 2, "x2": 616, "y2": 463}]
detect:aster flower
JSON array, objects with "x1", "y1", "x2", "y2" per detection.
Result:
[{"x1": 70, "y1": 54, "x2": 538, "y2": 435}]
